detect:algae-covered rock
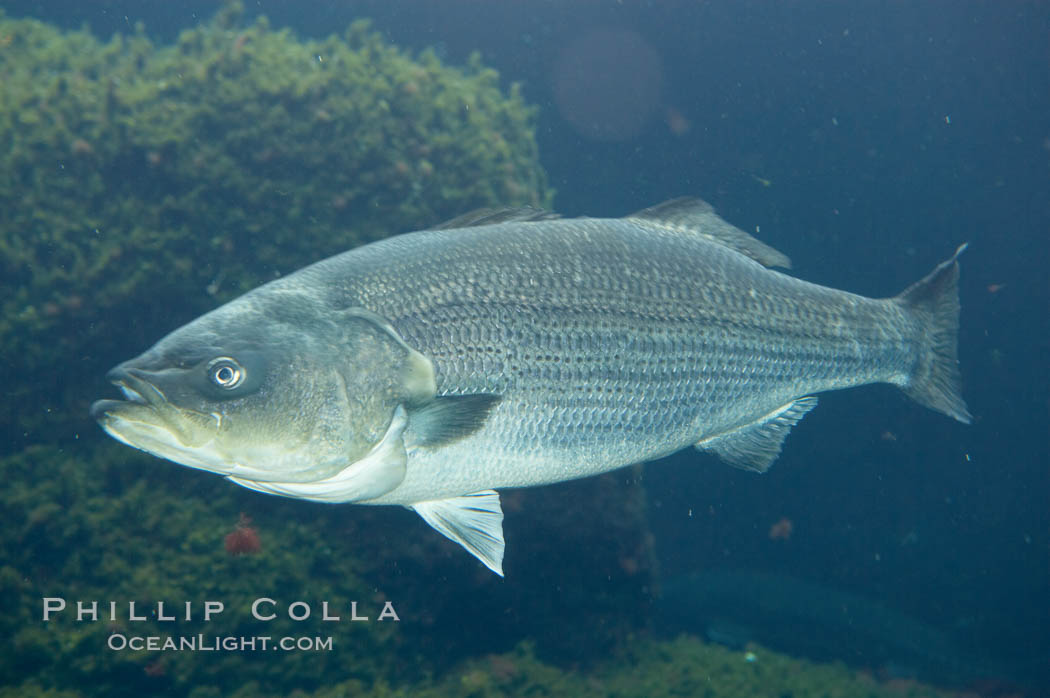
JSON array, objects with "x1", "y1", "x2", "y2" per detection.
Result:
[
  {"x1": 308, "y1": 636, "x2": 957, "y2": 698},
  {"x1": 0, "y1": 2, "x2": 550, "y2": 453},
  {"x1": 0, "y1": 441, "x2": 438, "y2": 695},
  {"x1": 1, "y1": 442, "x2": 654, "y2": 697}
]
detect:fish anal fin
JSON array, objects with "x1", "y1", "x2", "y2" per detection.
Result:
[
  {"x1": 696, "y1": 397, "x2": 818, "y2": 472},
  {"x1": 413, "y1": 490, "x2": 505, "y2": 576},
  {"x1": 227, "y1": 406, "x2": 409, "y2": 503},
  {"x1": 406, "y1": 394, "x2": 502, "y2": 448},
  {"x1": 628, "y1": 196, "x2": 791, "y2": 269}
]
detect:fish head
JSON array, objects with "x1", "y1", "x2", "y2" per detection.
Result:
[{"x1": 91, "y1": 292, "x2": 436, "y2": 486}]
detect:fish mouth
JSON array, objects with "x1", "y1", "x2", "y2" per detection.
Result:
[
  {"x1": 91, "y1": 364, "x2": 232, "y2": 474},
  {"x1": 90, "y1": 365, "x2": 167, "y2": 421}
]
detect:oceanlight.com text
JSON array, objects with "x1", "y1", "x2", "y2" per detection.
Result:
[{"x1": 107, "y1": 634, "x2": 334, "y2": 652}]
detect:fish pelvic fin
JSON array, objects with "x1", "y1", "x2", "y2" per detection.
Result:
[
  {"x1": 895, "y1": 244, "x2": 971, "y2": 424},
  {"x1": 412, "y1": 490, "x2": 505, "y2": 576},
  {"x1": 696, "y1": 397, "x2": 819, "y2": 472}
]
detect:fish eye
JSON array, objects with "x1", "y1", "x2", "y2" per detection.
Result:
[{"x1": 207, "y1": 357, "x2": 245, "y2": 390}]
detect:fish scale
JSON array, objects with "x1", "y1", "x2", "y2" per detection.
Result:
[{"x1": 288, "y1": 216, "x2": 928, "y2": 503}]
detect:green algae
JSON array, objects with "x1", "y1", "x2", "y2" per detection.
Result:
[
  {"x1": 1, "y1": 443, "x2": 407, "y2": 696},
  {"x1": 0, "y1": 3, "x2": 550, "y2": 453},
  {"x1": 306, "y1": 636, "x2": 957, "y2": 698},
  {"x1": 0, "y1": 8, "x2": 964, "y2": 698},
  {"x1": 0, "y1": 442, "x2": 952, "y2": 697},
  {"x1": 1, "y1": 442, "x2": 657, "y2": 697}
]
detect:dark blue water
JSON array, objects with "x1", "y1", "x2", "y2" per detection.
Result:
[{"x1": 4, "y1": 1, "x2": 1047, "y2": 695}]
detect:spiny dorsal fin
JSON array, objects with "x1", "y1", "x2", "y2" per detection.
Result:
[
  {"x1": 433, "y1": 207, "x2": 561, "y2": 230},
  {"x1": 628, "y1": 197, "x2": 792, "y2": 269}
]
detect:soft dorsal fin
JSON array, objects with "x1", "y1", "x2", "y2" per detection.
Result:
[
  {"x1": 433, "y1": 207, "x2": 561, "y2": 230},
  {"x1": 628, "y1": 197, "x2": 792, "y2": 269}
]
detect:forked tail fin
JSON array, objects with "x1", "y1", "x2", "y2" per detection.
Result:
[{"x1": 894, "y1": 244, "x2": 971, "y2": 423}]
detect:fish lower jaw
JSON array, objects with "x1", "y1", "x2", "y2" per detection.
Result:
[{"x1": 96, "y1": 416, "x2": 232, "y2": 475}]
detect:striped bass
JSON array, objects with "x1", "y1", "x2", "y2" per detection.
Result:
[{"x1": 92, "y1": 198, "x2": 969, "y2": 575}]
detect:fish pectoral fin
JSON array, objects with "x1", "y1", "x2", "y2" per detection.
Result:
[
  {"x1": 695, "y1": 397, "x2": 818, "y2": 473},
  {"x1": 412, "y1": 490, "x2": 505, "y2": 576},
  {"x1": 406, "y1": 394, "x2": 502, "y2": 447},
  {"x1": 226, "y1": 406, "x2": 409, "y2": 503}
]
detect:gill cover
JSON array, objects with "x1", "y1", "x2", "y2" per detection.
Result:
[
  {"x1": 229, "y1": 404, "x2": 412, "y2": 502},
  {"x1": 223, "y1": 308, "x2": 438, "y2": 501},
  {"x1": 340, "y1": 307, "x2": 436, "y2": 406}
]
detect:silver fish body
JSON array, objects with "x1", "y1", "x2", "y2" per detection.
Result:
[{"x1": 93, "y1": 198, "x2": 969, "y2": 575}]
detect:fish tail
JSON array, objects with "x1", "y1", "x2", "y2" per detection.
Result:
[{"x1": 894, "y1": 244, "x2": 971, "y2": 423}]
